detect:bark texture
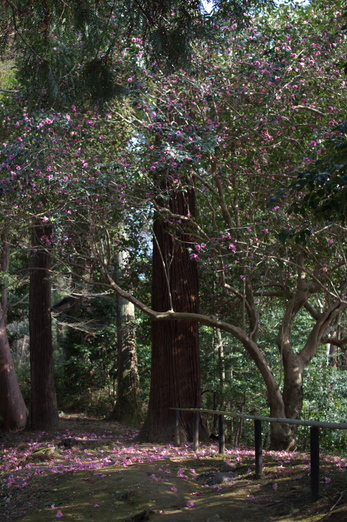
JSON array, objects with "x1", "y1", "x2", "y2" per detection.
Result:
[
  {"x1": 0, "y1": 303, "x2": 28, "y2": 431},
  {"x1": 0, "y1": 230, "x2": 28, "y2": 430},
  {"x1": 140, "y1": 189, "x2": 205, "y2": 442},
  {"x1": 29, "y1": 221, "x2": 59, "y2": 430}
]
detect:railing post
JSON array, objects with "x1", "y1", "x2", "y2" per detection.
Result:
[
  {"x1": 174, "y1": 410, "x2": 180, "y2": 446},
  {"x1": 310, "y1": 426, "x2": 320, "y2": 501},
  {"x1": 218, "y1": 414, "x2": 225, "y2": 454},
  {"x1": 254, "y1": 419, "x2": 263, "y2": 478},
  {"x1": 193, "y1": 411, "x2": 200, "y2": 452}
]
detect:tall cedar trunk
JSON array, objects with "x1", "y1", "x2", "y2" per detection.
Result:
[
  {"x1": 140, "y1": 189, "x2": 205, "y2": 442},
  {"x1": 0, "y1": 230, "x2": 28, "y2": 430},
  {"x1": 29, "y1": 221, "x2": 59, "y2": 430},
  {"x1": 113, "y1": 251, "x2": 140, "y2": 424}
]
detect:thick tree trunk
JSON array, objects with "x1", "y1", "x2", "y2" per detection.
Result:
[
  {"x1": 0, "y1": 230, "x2": 28, "y2": 430},
  {"x1": 29, "y1": 220, "x2": 59, "y2": 430},
  {"x1": 275, "y1": 342, "x2": 304, "y2": 451},
  {"x1": 0, "y1": 303, "x2": 28, "y2": 431},
  {"x1": 283, "y1": 351, "x2": 304, "y2": 420},
  {"x1": 113, "y1": 251, "x2": 140, "y2": 424},
  {"x1": 140, "y1": 188, "x2": 206, "y2": 442},
  {"x1": 267, "y1": 397, "x2": 297, "y2": 451}
]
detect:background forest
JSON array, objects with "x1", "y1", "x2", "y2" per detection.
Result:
[{"x1": 1, "y1": 0, "x2": 347, "y2": 453}]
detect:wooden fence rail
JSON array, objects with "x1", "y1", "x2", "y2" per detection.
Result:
[{"x1": 171, "y1": 407, "x2": 347, "y2": 501}]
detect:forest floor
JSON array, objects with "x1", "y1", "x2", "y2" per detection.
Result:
[{"x1": 1, "y1": 414, "x2": 347, "y2": 522}]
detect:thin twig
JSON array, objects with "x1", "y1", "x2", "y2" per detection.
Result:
[{"x1": 329, "y1": 490, "x2": 347, "y2": 513}]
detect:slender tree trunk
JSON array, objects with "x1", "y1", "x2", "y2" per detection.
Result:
[
  {"x1": 113, "y1": 251, "x2": 140, "y2": 424},
  {"x1": 140, "y1": 188, "x2": 206, "y2": 442},
  {"x1": 241, "y1": 337, "x2": 295, "y2": 450},
  {"x1": 236, "y1": 277, "x2": 295, "y2": 450},
  {"x1": 215, "y1": 328, "x2": 226, "y2": 408},
  {"x1": 275, "y1": 285, "x2": 346, "y2": 450},
  {"x1": 29, "y1": 220, "x2": 59, "y2": 430},
  {"x1": 1, "y1": 228, "x2": 10, "y2": 323}
]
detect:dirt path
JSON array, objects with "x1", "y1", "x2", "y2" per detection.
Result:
[{"x1": 1, "y1": 415, "x2": 346, "y2": 521}]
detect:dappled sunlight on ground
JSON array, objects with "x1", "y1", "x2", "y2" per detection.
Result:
[{"x1": 1, "y1": 415, "x2": 347, "y2": 521}]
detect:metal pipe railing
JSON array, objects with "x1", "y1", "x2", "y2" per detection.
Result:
[{"x1": 171, "y1": 407, "x2": 347, "y2": 501}]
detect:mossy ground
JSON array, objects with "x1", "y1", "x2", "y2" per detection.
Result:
[{"x1": 1, "y1": 415, "x2": 346, "y2": 521}]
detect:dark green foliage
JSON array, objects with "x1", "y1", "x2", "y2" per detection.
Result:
[
  {"x1": 289, "y1": 119, "x2": 347, "y2": 224},
  {"x1": 199, "y1": 308, "x2": 347, "y2": 451},
  {"x1": 199, "y1": 325, "x2": 269, "y2": 446},
  {"x1": 150, "y1": 24, "x2": 191, "y2": 70},
  {"x1": 209, "y1": 0, "x2": 274, "y2": 21},
  {"x1": 303, "y1": 349, "x2": 347, "y2": 451},
  {"x1": 82, "y1": 58, "x2": 115, "y2": 101},
  {"x1": 56, "y1": 295, "x2": 117, "y2": 389},
  {"x1": 276, "y1": 122, "x2": 347, "y2": 241},
  {"x1": 291, "y1": 147, "x2": 347, "y2": 224},
  {"x1": 0, "y1": 0, "x2": 276, "y2": 109},
  {"x1": 1, "y1": 0, "x2": 124, "y2": 109}
]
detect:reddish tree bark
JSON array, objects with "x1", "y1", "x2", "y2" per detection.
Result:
[
  {"x1": 29, "y1": 220, "x2": 59, "y2": 430},
  {"x1": 140, "y1": 188, "x2": 206, "y2": 442}
]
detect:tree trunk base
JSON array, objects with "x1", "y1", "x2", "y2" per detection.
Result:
[
  {"x1": 138, "y1": 409, "x2": 209, "y2": 444},
  {"x1": 270, "y1": 421, "x2": 297, "y2": 451}
]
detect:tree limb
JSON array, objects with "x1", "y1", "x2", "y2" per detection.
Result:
[
  {"x1": 292, "y1": 105, "x2": 326, "y2": 117},
  {"x1": 321, "y1": 336, "x2": 347, "y2": 351},
  {"x1": 300, "y1": 301, "x2": 347, "y2": 365}
]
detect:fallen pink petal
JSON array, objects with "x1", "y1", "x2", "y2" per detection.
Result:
[{"x1": 1, "y1": 6, "x2": 347, "y2": 522}]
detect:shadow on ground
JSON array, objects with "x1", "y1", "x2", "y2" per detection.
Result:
[{"x1": 1, "y1": 416, "x2": 347, "y2": 522}]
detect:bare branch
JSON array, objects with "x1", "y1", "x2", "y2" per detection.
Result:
[
  {"x1": 321, "y1": 336, "x2": 347, "y2": 351},
  {"x1": 292, "y1": 105, "x2": 326, "y2": 117},
  {"x1": 304, "y1": 301, "x2": 320, "y2": 320},
  {"x1": 300, "y1": 301, "x2": 347, "y2": 365},
  {"x1": 0, "y1": 88, "x2": 18, "y2": 93}
]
